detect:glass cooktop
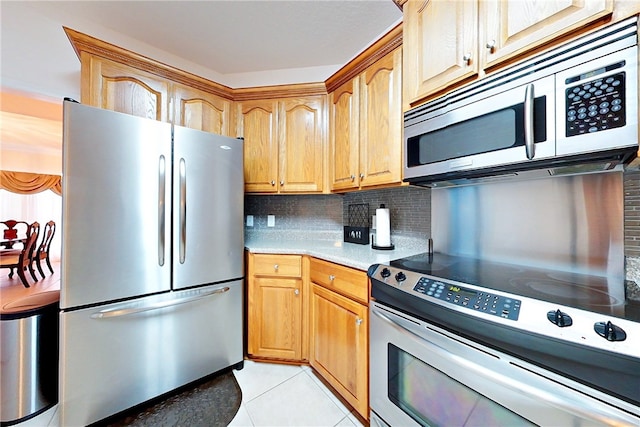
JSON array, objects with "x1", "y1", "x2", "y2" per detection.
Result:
[{"x1": 389, "y1": 252, "x2": 640, "y2": 320}]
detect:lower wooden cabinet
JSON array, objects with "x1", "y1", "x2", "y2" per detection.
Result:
[
  {"x1": 246, "y1": 253, "x2": 369, "y2": 418},
  {"x1": 310, "y1": 265, "x2": 369, "y2": 419},
  {"x1": 247, "y1": 253, "x2": 307, "y2": 361}
]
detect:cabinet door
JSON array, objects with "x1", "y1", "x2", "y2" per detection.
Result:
[
  {"x1": 248, "y1": 276, "x2": 303, "y2": 360},
  {"x1": 82, "y1": 55, "x2": 170, "y2": 122},
  {"x1": 403, "y1": 0, "x2": 478, "y2": 107},
  {"x1": 238, "y1": 100, "x2": 279, "y2": 193},
  {"x1": 482, "y1": 0, "x2": 613, "y2": 70},
  {"x1": 278, "y1": 96, "x2": 326, "y2": 193},
  {"x1": 310, "y1": 284, "x2": 368, "y2": 419},
  {"x1": 172, "y1": 84, "x2": 233, "y2": 136},
  {"x1": 330, "y1": 78, "x2": 360, "y2": 191},
  {"x1": 359, "y1": 48, "x2": 402, "y2": 188}
]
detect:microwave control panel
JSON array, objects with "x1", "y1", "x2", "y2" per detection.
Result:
[{"x1": 565, "y1": 71, "x2": 626, "y2": 137}]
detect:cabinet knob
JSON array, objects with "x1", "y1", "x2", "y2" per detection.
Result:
[
  {"x1": 463, "y1": 53, "x2": 472, "y2": 65},
  {"x1": 270, "y1": 180, "x2": 276, "y2": 186},
  {"x1": 486, "y1": 40, "x2": 496, "y2": 53},
  {"x1": 350, "y1": 174, "x2": 355, "y2": 181},
  {"x1": 329, "y1": 274, "x2": 335, "y2": 281},
  {"x1": 356, "y1": 318, "x2": 363, "y2": 326},
  {"x1": 274, "y1": 264, "x2": 279, "y2": 271},
  {"x1": 359, "y1": 173, "x2": 364, "y2": 180},
  {"x1": 280, "y1": 180, "x2": 284, "y2": 186},
  {"x1": 294, "y1": 289, "x2": 300, "y2": 296}
]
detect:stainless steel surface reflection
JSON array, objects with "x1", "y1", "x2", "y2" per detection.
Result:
[{"x1": 432, "y1": 171, "x2": 624, "y2": 280}]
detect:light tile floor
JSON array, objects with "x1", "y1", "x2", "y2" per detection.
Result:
[{"x1": 16, "y1": 360, "x2": 365, "y2": 427}]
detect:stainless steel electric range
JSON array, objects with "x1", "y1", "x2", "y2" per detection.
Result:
[{"x1": 368, "y1": 252, "x2": 640, "y2": 427}]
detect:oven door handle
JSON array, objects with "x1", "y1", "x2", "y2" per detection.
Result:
[{"x1": 371, "y1": 305, "x2": 635, "y2": 425}]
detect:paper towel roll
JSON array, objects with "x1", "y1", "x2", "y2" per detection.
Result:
[{"x1": 376, "y1": 205, "x2": 391, "y2": 247}]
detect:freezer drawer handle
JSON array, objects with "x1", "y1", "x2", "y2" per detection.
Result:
[
  {"x1": 158, "y1": 155, "x2": 166, "y2": 266},
  {"x1": 90, "y1": 287, "x2": 230, "y2": 319}
]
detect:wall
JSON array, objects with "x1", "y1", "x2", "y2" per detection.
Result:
[
  {"x1": 245, "y1": 172, "x2": 637, "y2": 253},
  {"x1": 244, "y1": 186, "x2": 431, "y2": 239}
]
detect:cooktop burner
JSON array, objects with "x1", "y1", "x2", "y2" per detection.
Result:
[{"x1": 389, "y1": 252, "x2": 634, "y2": 318}]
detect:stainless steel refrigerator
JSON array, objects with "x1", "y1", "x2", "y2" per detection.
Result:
[{"x1": 59, "y1": 101, "x2": 244, "y2": 426}]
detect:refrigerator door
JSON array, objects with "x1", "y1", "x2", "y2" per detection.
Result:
[
  {"x1": 62, "y1": 102, "x2": 172, "y2": 309},
  {"x1": 172, "y1": 126, "x2": 244, "y2": 289},
  {"x1": 59, "y1": 281, "x2": 243, "y2": 426}
]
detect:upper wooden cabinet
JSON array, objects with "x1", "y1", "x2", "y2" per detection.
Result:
[
  {"x1": 65, "y1": 27, "x2": 235, "y2": 136},
  {"x1": 328, "y1": 27, "x2": 403, "y2": 192},
  {"x1": 238, "y1": 93, "x2": 326, "y2": 194},
  {"x1": 83, "y1": 55, "x2": 171, "y2": 122},
  {"x1": 402, "y1": 0, "x2": 616, "y2": 109},
  {"x1": 172, "y1": 83, "x2": 233, "y2": 135}
]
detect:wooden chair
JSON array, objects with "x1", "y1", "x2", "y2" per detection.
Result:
[
  {"x1": 0, "y1": 221, "x2": 40, "y2": 287},
  {"x1": 1, "y1": 220, "x2": 30, "y2": 249},
  {"x1": 33, "y1": 220, "x2": 56, "y2": 279}
]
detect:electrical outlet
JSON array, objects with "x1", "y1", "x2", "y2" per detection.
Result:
[
  {"x1": 372, "y1": 215, "x2": 377, "y2": 230},
  {"x1": 246, "y1": 215, "x2": 254, "y2": 227},
  {"x1": 267, "y1": 215, "x2": 275, "y2": 227}
]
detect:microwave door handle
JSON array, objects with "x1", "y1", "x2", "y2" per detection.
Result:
[{"x1": 524, "y1": 84, "x2": 535, "y2": 160}]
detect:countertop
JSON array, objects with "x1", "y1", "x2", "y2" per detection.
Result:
[{"x1": 244, "y1": 230, "x2": 427, "y2": 271}]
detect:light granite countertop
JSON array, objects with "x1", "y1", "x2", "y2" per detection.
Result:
[{"x1": 244, "y1": 230, "x2": 428, "y2": 271}]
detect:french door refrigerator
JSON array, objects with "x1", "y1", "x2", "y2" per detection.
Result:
[{"x1": 59, "y1": 100, "x2": 244, "y2": 426}]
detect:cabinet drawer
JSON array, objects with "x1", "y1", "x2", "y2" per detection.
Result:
[
  {"x1": 253, "y1": 254, "x2": 302, "y2": 277},
  {"x1": 310, "y1": 258, "x2": 368, "y2": 304}
]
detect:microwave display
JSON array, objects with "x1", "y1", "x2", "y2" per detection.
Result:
[
  {"x1": 407, "y1": 98, "x2": 547, "y2": 166},
  {"x1": 565, "y1": 72, "x2": 626, "y2": 137}
]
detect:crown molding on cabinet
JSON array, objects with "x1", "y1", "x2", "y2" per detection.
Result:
[
  {"x1": 64, "y1": 26, "x2": 235, "y2": 100},
  {"x1": 325, "y1": 23, "x2": 402, "y2": 93}
]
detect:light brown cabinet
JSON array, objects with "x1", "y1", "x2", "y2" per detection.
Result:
[
  {"x1": 247, "y1": 253, "x2": 307, "y2": 361},
  {"x1": 330, "y1": 48, "x2": 402, "y2": 191},
  {"x1": 67, "y1": 27, "x2": 235, "y2": 135},
  {"x1": 238, "y1": 96, "x2": 326, "y2": 194},
  {"x1": 172, "y1": 83, "x2": 233, "y2": 135},
  {"x1": 402, "y1": 0, "x2": 614, "y2": 109},
  {"x1": 309, "y1": 258, "x2": 369, "y2": 419},
  {"x1": 82, "y1": 55, "x2": 171, "y2": 122}
]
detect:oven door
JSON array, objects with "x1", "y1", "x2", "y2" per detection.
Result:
[
  {"x1": 370, "y1": 302, "x2": 639, "y2": 427},
  {"x1": 404, "y1": 75, "x2": 555, "y2": 182}
]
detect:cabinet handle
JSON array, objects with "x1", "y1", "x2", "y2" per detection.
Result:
[
  {"x1": 359, "y1": 173, "x2": 364, "y2": 180},
  {"x1": 280, "y1": 180, "x2": 284, "y2": 186},
  {"x1": 274, "y1": 264, "x2": 279, "y2": 271},
  {"x1": 486, "y1": 39, "x2": 496, "y2": 53},
  {"x1": 270, "y1": 180, "x2": 276, "y2": 186},
  {"x1": 350, "y1": 174, "x2": 355, "y2": 181},
  {"x1": 356, "y1": 318, "x2": 363, "y2": 326},
  {"x1": 463, "y1": 53, "x2": 472, "y2": 65},
  {"x1": 329, "y1": 274, "x2": 335, "y2": 281},
  {"x1": 294, "y1": 289, "x2": 300, "y2": 296}
]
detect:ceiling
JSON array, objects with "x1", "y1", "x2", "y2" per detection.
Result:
[{"x1": 1, "y1": 0, "x2": 403, "y2": 99}]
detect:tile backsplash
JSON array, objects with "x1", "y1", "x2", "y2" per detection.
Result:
[
  {"x1": 245, "y1": 186, "x2": 431, "y2": 238},
  {"x1": 245, "y1": 170, "x2": 638, "y2": 257}
]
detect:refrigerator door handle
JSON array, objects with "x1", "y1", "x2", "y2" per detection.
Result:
[
  {"x1": 90, "y1": 287, "x2": 230, "y2": 319},
  {"x1": 179, "y1": 157, "x2": 186, "y2": 264},
  {"x1": 158, "y1": 155, "x2": 166, "y2": 266}
]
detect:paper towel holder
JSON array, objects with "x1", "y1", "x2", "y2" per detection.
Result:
[{"x1": 371, "y1": 239, "x2": 395, "y2": 250}]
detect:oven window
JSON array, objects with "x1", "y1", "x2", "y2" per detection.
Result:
[
  {"x1": 406, "y1": 98, "x2": 546, "y2": 166},
  {"x1": 388, "y1": 344, "x2": 536, "y2": 427}
]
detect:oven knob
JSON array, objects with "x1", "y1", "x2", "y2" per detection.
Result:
[
  {"x1": 380, "y1": 268, "x2": 391, "y2": 278},
  {"x1": 594, "y1": 321, "x2": 626, "y2": 342},
  {"x1": 395, "y1": 272, "x2": 406, "y2": 283},
  {"x1": 547, "y1": 309, "x2": 573, "y2": 327}
]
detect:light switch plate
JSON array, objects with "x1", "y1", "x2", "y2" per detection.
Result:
[
  {"x1": 267, "y1": 215, "x2": 275, "y2": 227},
  {"x1": 246, "y1": 215, "x2": 254, "y2": 227}
]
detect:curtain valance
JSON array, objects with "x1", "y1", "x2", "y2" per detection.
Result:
[{"x1": 0, "y1": 170, "x2": 62, "y2": 196}]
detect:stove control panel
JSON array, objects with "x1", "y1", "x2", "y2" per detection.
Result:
[{"x1": 413, "y1": 277, "x2": 522, "y2": 321}]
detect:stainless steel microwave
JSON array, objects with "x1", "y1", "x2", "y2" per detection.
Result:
[{"x1": 404, "y1": 18, "x2": 638, "y2": 186}]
